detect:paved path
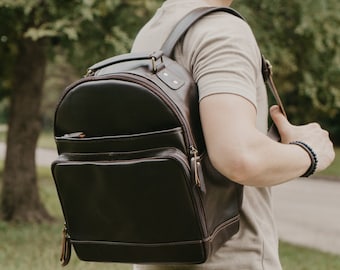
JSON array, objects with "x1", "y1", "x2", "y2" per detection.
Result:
[
  {"x1": 272, "y1": 178, "x2": 340, "y2": 255},
  {"x1": 1, "y1": 142, "x2": 339, "y2": 255},
  {"x1": 0, "y1": 142, "x2": 58, "y2": 167}
]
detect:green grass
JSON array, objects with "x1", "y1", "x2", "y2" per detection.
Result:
[
  {"x1": 0, "y1": 221, "x2": 132, "y2": 270},
  {"x1": 0, "y1": 128, "x2": 6, "y2": 142},
  {"x1": 279, "y1": 241, "x2": 340, "y2": 270}
]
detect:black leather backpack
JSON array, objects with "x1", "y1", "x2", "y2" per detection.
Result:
[{"x1": 52, "y1": 7, "x2": 284, "y2": 267}]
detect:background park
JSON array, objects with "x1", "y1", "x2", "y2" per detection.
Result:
[{"x1": 0, "y1": 0, "x2": 340, "y2": 269}]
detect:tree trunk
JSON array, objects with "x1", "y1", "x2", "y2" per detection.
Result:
[{"x1": 1, "y1": 38, "x2": 52, "y2": 222}]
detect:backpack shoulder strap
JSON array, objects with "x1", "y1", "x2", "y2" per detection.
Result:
[
  {"x1": 161, "y1": 7, "x2": 244, "y2": 57},
  {"x1": 161, "y1": 6, "x2": 287, "y2": 141}
]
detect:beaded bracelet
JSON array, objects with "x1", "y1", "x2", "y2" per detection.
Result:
[{"x1": 289, "y1": 141, "x2": 318, "y2": 177}]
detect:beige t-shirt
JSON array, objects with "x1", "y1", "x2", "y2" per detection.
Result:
[{"x1": 131, "y1": 1, "x2": 282, "y2": 269}]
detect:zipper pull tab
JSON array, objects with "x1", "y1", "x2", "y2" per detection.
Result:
[
  {"x1": 62, "y1": 132, "x2": 86, "y2": 138},
  {"x1": 60, "y1": 224, "x2": 72, "y2": 267},
  {"x1": 190, "y1": 146, "x2": 206, "y2": 193}
]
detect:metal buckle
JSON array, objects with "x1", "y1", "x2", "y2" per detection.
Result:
[{"x1": 265, "y1": 59, "x2": 273, "y2": 76}]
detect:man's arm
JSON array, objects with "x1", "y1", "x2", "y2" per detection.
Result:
[{"x1": 200, "y1": 93, "x2": 335, "y2": 187}]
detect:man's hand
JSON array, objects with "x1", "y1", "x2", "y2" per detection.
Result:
[{"x1": 270, "y1": 105, "x2": 335, "y2": 172}]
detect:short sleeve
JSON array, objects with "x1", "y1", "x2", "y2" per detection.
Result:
[{"x1": 175, "y1": 12, "x2": 263, "y2": 107}]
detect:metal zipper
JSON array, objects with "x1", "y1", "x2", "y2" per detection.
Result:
[
  {"x1": 190, "y1": 146, "x2": 201, "y2": 187},
  {"x1": 60, "y1": 223, "x2": 71, "y2": 266},
  {"x1": 60, "y1": 132, "x2": 86, "y2": 139}
]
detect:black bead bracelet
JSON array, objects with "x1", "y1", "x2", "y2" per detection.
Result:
[{"x1": 289, "y1": 141, "x2": 318, "y2": 177}]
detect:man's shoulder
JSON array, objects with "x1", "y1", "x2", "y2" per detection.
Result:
[{"x1": 187, "y1": 10, "x2": 253, "y2": 41}]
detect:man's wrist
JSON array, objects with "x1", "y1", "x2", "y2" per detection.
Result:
[{"x1": 289, "y1": 141, "x2": 318, "y2": 177}]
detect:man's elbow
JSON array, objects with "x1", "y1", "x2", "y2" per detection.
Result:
[{"x1": 209, "y1": 151, "x2": 259, "y2": 186}]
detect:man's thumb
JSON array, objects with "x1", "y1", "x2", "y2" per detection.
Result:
[{"x1": 270, "y1": 105, "x2": 289, "y2": 127}]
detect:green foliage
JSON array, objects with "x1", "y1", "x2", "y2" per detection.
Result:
[
  {"x1": 0, "y1": 0, "x2": 163, "y2": 128},
  {"x1": 0, "y1": 0, "x2": 163, "y2": 88},
  {"x1": 233, "y1": 0, "x2": 340, "y2": 141},
  {"x1": 41, "y1": 53, "x2": 79, "y2": 129}
]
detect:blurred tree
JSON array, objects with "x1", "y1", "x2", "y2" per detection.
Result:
[
  {"x1": 0, "y1": 0, "x2": 162, "y2": 222},
  {"x1": 233, "y1": 0, "x2": 340, "y2": 141}
]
